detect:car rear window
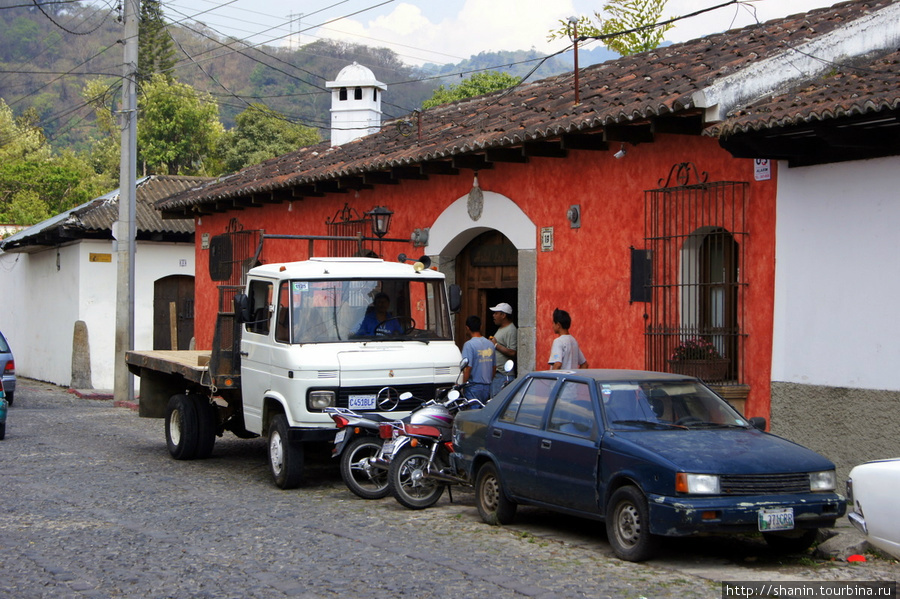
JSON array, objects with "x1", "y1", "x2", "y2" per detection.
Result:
[{"x1": 0, "y1": 333, "x2": 9, "y2": 352}]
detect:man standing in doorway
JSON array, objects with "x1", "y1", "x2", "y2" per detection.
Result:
[
  {"x1": 489, "y1": 302, "x2": 517, "y2": 396},
  {"x1": 460, "y1": 315, "x2": 494, "y2": 402}
]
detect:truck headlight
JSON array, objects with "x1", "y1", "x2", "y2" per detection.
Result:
[
  {"x1": 308, "y1": 390, "x2": 336, "y2": 410},
  {"x1": 676, "y1": 473, "x2": 720, "y2": 494},
  {"x1": 810, "y1": 470, "x2": 836, "y2": 492}
]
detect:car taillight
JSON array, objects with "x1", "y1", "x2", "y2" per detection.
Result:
[{"x1": 3, "y1": 360, "x2": 13, "y2": 375}]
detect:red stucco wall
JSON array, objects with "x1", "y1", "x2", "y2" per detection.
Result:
[{"x1": 192, "y1": 134, "x2": 776, "y2": 418}]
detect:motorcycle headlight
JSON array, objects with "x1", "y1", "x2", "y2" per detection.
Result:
[
  {"x1": 308, "y1": 390, "x2": 336, "y2": 410},
  {"x1": 676, "y1": 473, "x2": 720, "y2": 494},
  {"x1": 810, "y1": 470, "x2": 836, "y2": 492}
]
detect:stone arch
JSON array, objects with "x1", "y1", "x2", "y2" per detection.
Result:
[{"x1": 425, "y1": 191, "x2": 537, "y2": 374}]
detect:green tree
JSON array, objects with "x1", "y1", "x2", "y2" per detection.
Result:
[
  {"x1": 218, "y1": 104, "x2": 319, "y2": 172},
  {"x1": 422, "y1": 71, "x2": 521, "y2": 109},
  {"x1": 549, "y1": 0, "x2": 673, "y2": 56},
  {"x1": 137, "y1": 73, "x2": 223, "y2": 175},
  {"x1": 0, "y1": 98, "x2": 112, "y2": 224},
  {"x1": 139, "y1": 0, "x2": 177, "y2": 83}
]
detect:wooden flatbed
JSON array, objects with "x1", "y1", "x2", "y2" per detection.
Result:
[{"x1": 125, "y1": 350, "x2": 240, "y2": 418}]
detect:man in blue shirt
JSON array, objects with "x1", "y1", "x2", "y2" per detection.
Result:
[{"x1": 461, "y1": 315, "x2": 494, "y2": 401}]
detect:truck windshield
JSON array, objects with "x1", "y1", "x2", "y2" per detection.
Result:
[{"x1": 274, "y1": 278, "x2": 452, "y2": 344}]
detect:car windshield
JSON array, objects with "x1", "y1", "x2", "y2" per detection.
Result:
[
  {"x1": 262, "y1": 278, "x2": 453, "y2": 344},
  {"x1": 599, "y1": 380, "x2": 748, "y2": 430}
]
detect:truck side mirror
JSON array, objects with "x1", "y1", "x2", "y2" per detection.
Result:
[
  {"x1": 448, "y1": 284, "x2": 461, "y2": 313},
  {"x1": 234, "y1": 293, "x2": 251, "y2": 324}
]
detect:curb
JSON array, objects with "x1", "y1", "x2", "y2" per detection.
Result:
[{"x1": 68, "y1": 388, "x2": 139, "y2": 411}]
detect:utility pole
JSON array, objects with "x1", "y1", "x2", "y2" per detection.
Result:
[{"x1": 114, "y1": 0, "x2": 138, "y2": 403}]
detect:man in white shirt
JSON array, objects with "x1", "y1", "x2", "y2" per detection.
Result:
[{"x1": 548, "y1": 308, "x2": 588, "y2": 370}]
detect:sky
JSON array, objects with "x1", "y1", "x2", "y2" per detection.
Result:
[{"x1": 162, "y1": 0, "x2": 841, "y2": 66}]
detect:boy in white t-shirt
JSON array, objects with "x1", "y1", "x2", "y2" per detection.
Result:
[{"x1": 548, "y1": 308, "x2": 588, "y2": 370}]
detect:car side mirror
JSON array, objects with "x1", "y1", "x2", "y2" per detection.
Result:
[{"x1": 749, "y1": 416, "x2": 767, "y2": 431}]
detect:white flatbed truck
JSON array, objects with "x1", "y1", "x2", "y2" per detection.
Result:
[{"x1": 126, "y1": 257, "x2": 462, "y2": 488}]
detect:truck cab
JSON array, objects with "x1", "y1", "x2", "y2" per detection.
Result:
[{"x1": 237, "y1": 257, "x2": 462, "y2": 487}]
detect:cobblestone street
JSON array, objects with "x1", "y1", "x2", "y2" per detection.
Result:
[{"x1": 1, "y1": 378, "x2": 897, "y2": 599}]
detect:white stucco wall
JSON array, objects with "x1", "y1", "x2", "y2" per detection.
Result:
[
  {"x1": 0, "y1": 240, "x2": 194, "y2": 389},
  {"x1": 772, "y1": 155, "x2": 900, "y2": 391}
]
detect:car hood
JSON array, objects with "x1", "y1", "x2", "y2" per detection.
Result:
[{"x1": 606, "y1": 429, "x2": 835, "y2": 474}]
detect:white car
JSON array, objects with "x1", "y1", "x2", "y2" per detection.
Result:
[{"x1": 847, "y1": 458, "x2": 900, "y2": 560}]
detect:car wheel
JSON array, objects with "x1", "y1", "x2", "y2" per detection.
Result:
[
  {"x1": 194, "y1": 398, "x2": 217, "y2": 459},
  {"x1": 165, "y1": 394, "x2": 199, "y2": 460},
  {"x1": 340, "y1": 436, "x2": 390, "y2": 500},
  {"x1": 606, "y1": 486, "x2": 660, "y2": 562},
  {"x1": 0, "y1": 421, "x2": 5, "y2": 440},
  {"x1": 268, "y1": 413, "x2": 303, "y2": 489},
  {"x1": 475, "y1": 462, "x2": 517, "y2": 525},
  {"x1": 388, "y1": 446, "x2": 444, "y2": 509},
  {"x1": 762, "y1": 529, "x2": 818, "y2": 554},
  {"x1": 5, "y1": 391, "x2": 12, "y2": 407}
]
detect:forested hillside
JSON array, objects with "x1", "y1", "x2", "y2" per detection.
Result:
[{"x1": 0, "y1": 0, "x2": 615, "y2": 225}]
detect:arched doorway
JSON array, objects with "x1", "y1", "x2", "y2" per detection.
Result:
[{"x1": 455, "y1": 231, "x2": 518, "y2": 347}]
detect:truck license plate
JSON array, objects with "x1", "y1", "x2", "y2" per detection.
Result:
[
  {"x1": 349, "y1": 394, "x2": 377, "y2": 410},
  {"x1": 758, "y1": 507, "x2": 794, "y2": 531}
]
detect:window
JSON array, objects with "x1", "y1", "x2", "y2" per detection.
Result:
[
  {"x1": 500, "y1": 377, "x2": 555, "y2": 428},
  {"x1": 644, "y1": 163, "x2": 748, "y2": 384},
  {"x1": 548, "y1": 381, "x2": 595, "y2": 438},
  {"x1": 354, "y1": 87, "x2": 363, "y2": 100},
  {"x1": 245, "y1": 280, "x2": 273, "y2": 335},
  {"x1": 339, "y1": 87, "x2": 348, "y2": 101}
]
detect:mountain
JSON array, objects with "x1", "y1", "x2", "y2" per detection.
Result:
[{"x1": 0, "y1": 1, "x2": 619, "y2": 154}]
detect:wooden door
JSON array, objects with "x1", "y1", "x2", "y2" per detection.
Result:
[
  {"x1": 154, "y1": 275, "x2": 195, "y2": 350},
  {"x1": 455, "y1": 231, "x2": 518, "y2": 348}
]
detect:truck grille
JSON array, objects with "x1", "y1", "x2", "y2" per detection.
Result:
[
  {"x1": 337, "y1": 384, "x2": 442, "y2": 412},
  {"x1": 720, "y1": 473, "x2": 810, "y2": 495}
]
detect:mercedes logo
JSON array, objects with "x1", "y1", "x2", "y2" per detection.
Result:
[{"x1": 376, "y1": 387, "x2": 401, "y2": 411}]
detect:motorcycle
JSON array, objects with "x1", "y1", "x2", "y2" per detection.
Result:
[
  {"x1": 325, "y1": 406, "x2": 400, "y2": 499},
  {"x1": 325, "y1": 358, "x2": 472, "y2": 500},
  {"x1": 383, "y1": 359, "x2": 515, "y2": 510}
]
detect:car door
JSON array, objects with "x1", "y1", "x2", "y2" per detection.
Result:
[
  {"x1": 532, "y1": 378, "x2": 602, "y2": 513},
  {"x1": 486, "y1": 375, "x2": 557, "y2": 499}
]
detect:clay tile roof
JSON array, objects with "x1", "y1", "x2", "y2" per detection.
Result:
[
  {"x1": 711, "y1": 49, "x2": 900, "y2": 136},
  {"x1": 157, "y1": 0, "x2": 896, "y2": 214},
  {"x1": 0, "y1": 175, "x2": 209, "y2": 253}
]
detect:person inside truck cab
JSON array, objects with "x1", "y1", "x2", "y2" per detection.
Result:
[{"x1": 355, "y1": 292, "x2": 402, "y2": 336}]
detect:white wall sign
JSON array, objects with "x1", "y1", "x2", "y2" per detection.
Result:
[{"x1": 754, "y1": 159, "x2": 772, "y2": 181}]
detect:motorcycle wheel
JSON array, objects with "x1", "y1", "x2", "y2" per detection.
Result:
[
  {"x1": 340, "y1": 436, "x2": 390, "y2": 500},
  {"x1": 388, "y1": 445, "x2": 445, "y2": 510}
]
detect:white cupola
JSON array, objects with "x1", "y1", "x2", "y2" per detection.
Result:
[{"x1": 325, "y1": 62, "x2": 387, "y2": 147}]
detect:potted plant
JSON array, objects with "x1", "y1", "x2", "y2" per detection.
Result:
[{"x1": 668, "y1": 337, "x2": 729, "y2": 381}]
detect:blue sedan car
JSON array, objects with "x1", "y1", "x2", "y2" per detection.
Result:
[{"x1": 451, "y1": 370, "x2": 845, "y2": 561}]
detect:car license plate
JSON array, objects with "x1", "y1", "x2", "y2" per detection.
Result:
[
  {"x1": 758, "y1": 507, "x2": 794, "y2": 531},
  {"x1": 334, "y1": 429, "x2": 346, "y2": 444},
  {"x1": 349, "y1": 394, "x2": 377, "y2": 410}
]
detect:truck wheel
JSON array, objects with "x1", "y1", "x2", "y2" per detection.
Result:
[
  {"x1": 268, "y1": 413, "x2": 303, "y2": 489},
  {"x1": 475, "y1": 462, "x2": 517, "y2": 525},
  {"x1": 606, "y1": 486, "x2": 660, "y2": 562},
  {"x1": 388, "y1": 446, "x2": 444, "y2": 509},
  {"x1": 165, "y1": 394, "x2": 199, "y2": 460},
  {"x1": 194, "y1": 398, "x2": 217, "y2": 459},
  {"x1": 340, "y1": 436, "x2": 390, "y2": 499}
]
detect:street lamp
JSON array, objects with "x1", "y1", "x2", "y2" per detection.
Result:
[{"x1": 367, "y1": 206, "x2": 393, "y2": 238}]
